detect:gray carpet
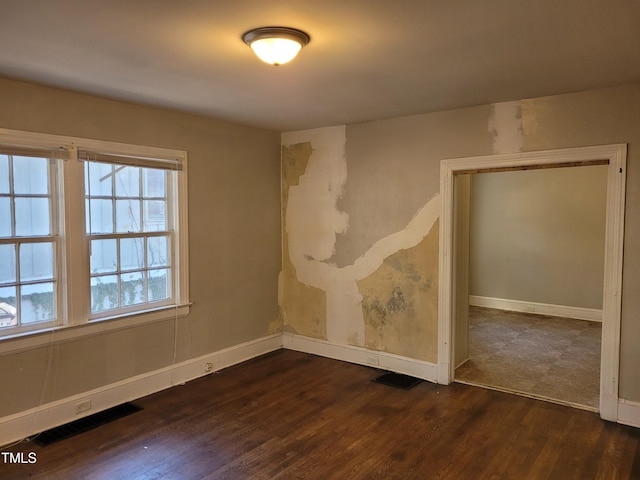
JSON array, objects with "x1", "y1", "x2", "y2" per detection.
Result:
[{"x1": 455, "y1": 306, "x2": 601, "y2": 409}]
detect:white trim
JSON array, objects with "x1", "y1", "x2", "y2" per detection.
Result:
[
  {"x1": 0, "y1": 304, "x2": 191, "y2": 354},
  {"x1": 0, "y1": 128, "x2": 186, "y2": 162},
  {"x1": 438, "y1": 144, "x2": 627, "y2": 422},
  {"x1": 0, "y1": 333, "x2": 282, "y2": 447},
  {"x1": 0, "y1": 127, "x2": 190, "y2": 344},
  {"x1": 617, "y1": 399, "x2": 640, "y2": 428},
  {"x1": 468, "y1": 295, "x2": 602, "y2": 322},
  {"x1": 282, "y1": 333, "x2": 438, "y2": 382}
]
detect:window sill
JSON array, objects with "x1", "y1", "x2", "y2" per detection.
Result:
[{"x1": 0, "y1": 303, "x2": 191, "y2": 354}]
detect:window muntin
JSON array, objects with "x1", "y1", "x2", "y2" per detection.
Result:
[
  {"x1": 0, "y1": 129, "x2": 188, "y2": 343},
  {"x1": 0, "y1": 154, "x2": 58, "y2": 332},
  {"x1": 85, "y1": 162, "x2": 173, "y2": 316}
]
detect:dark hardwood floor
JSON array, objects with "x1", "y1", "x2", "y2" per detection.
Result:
[{"x1": 2, "y1": 349, "x2": 639, "y2": 479}]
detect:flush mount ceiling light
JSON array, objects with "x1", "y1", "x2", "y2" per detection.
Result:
[{"x1": 242, "y1": 27, "x2": 310, "y2": 66}]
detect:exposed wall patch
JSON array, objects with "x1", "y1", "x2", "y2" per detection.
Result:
[
  {"x1": 358, "y1": 220, "x2": 439, "y2": 362},
  {"x1": 280, "y1": 138, "x2": 328, "y2": 339},
  {"x1": 489, "y1": 101, "x2": 524, "y2": 154},
  {"x1": 283, "y1": 126, "x2": 349, "y2": 265},
  {"x1": 281, "y1": 125, "x2": 440, "y2": 348}
]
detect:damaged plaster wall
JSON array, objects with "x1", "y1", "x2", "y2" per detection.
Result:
[
  {"x1": 280, "y1": 109, "x2": 492, "y2": 361},
  {"x1": 357, "y1": 221, "x2": 439, "y2": 362},
  {"x1": 281, "y1": 126, "x2": 440, "y2": 356},
  {"x1": 279, "y1": 141, "x2": 327, "y2": 338},
  {"x1": 280, "y1": 83, "x2": 640, "y2": 402}
]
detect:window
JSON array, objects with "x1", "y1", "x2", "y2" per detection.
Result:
[
  {"x1": 86, "y1": 162, "x2": 173, "y2": 315},
  {"x1": 0, "y1": 153, "x2": 58, "y2": 333},
  {"x1": 0, "y1": 129, "x2": 189, "y2": 343}
]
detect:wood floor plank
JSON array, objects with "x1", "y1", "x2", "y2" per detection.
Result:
[{"x1": 1, "y1": 349, "x2": 638, "y2": 479}]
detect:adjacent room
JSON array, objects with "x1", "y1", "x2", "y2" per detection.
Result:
[
  {"x1": 1, "y1": 1, "x2": 639, "y2": 478},
  {"x1": 455, "y1": 165, "x2": 608, "y2": 409}
]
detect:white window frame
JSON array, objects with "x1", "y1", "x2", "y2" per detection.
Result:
[
  {"x1": 0, "y1": 128, "x2": 190, "y2": 352},
  {"x1": 84, "y1": 160, "x2": 176, "y2": 318},
  {"x1": 0, "y1": 153, "x2": 60, "y2": 335}
]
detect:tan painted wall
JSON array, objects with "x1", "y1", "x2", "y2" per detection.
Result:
[
  {"x1": 281, "y1": 83, "x2": 640, "y2": 402},
  {"x1": 469, "y1": 165, "x2": 608, "y2": 310},
  {"x1": 0, "y1": 77, "x2": 281, "y2": 417}
]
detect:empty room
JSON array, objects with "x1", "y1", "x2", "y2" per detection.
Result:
[{"x1": 1, "y1": 1, "x2": 639, "y2": 479}]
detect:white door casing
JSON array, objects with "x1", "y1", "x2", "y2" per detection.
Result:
[{"x1": 437, "y1": 144, "x2": 627, "y2": 421}]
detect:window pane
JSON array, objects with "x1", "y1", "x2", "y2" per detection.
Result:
[
  {"x1": 13, "y1": 156, "x2": 48, "y2": 194},
  {"x1": 147, "y1": 236, "x2": 169, "y2": 267},
  {"x1": 21, "y1": 282, "x2": 55, "y2": 324},
  {"x1": 0, "y1": 198, "x2": 11, "y2": 237},
  {"x1": 121, "y1": 271, "x2": 144, "y2": 306},
  {"x1": 20, "y1": 242, "x2": 54, "y2": 282},
  {"x1": 15, "y1": 197, "x2": 51, "y2": 236},
  {"x1": 88, "y1": 199, "x2": 113, "y2": 234},
  {"x1": 85, "y1": 162, "x2": 113, "y2": 196},
  {"x1": 120, "y1": 237, "x2": 144, "y2": 271},
  {"x1": 80, "y1": 154, "x2": 179, "y2": 320},
  {"x1": 148, "y1": 269, "x2": 170, "y2": 302},
  {"x1": 90, "y1": 239, "x2": 117, "y2": 274},
  {"x1": 0, "y1": 155, "x2": 9, "y2": 193},
  {"x1": 91, "y1": 275, "x2": 118, "y2": 313},
  {"x1": 0, "y1": 244, "x2": 16, "y2": 284},
  {"x1": 143, "y1": 200, "x2": 166, "y2": 231},
  {"x1": 0, "y1": 286, "x2": 17, "y2": 328},
  {"x1": 115, "y1": 166, "x2": 140, "y2": 197},
  {"x1": 143, "y1": 168, "x2": 165, "y2": 198},
  {"x1": 116, "y1": 199, "x2": 141, "y2": 232}
]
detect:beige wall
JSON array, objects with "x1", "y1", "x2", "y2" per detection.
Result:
[
  {"x1": 0, "y1": 78, "x2": 282, "y2": 417},
  {"x1": 469, "y1": 165, "x2": 608, "y2": 310},
  {"x1": 280, "y1": 83, "x2": 640, "y2": 401},
  {"x1": 2, "y1": 77, "x2": 640, "y2": 418}
]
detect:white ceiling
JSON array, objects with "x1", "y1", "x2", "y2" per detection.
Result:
[{"x1": 1, "y1": 0, "x2": 639, "y2": 132}]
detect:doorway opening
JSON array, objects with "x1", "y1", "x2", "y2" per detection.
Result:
[
  {"x1": 437, "y1": 145, "x2": 627, "y2": 421},
  {"x1": 455, "y1": 165, "x2": 606, "y2": 410}
]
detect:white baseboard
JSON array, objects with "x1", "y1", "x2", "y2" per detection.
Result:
[
  {"x1": 0, "y1": 333, "x2": 283, "y2": 447},
  {"x1": 5, "y1": 328, "x2": 636, "y2": 447},
  {"x1": 282, "y1": 332, "x2": 438, "y2": 383},
  {"x1": 618, "y1": 399, "x2": 640, "y2": 428},
  {"x1": 469, "y1": 295, "x2": 602, "y2": 322}
]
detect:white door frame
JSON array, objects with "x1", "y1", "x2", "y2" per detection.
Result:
[{"x1": 437, "y1": 144, "x2": 627, "y2": 421}]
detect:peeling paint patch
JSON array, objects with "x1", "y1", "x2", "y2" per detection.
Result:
[
  {"x1": 282, "y1": 142, "x2": 313, "y2": 187},
  {"x1": 284, "y1": 127, "x2": 349, "y2": 264},
  {"x1": 279, "y1": 139, "x2": 328, "y2": 339},
  {"x1": 267, "y1": 315, "x2": 283, "y2": 335},
  {"x1": 278, "y1": 268, "x2": 326, "y2": 338},
  {"x1": 280, "y1": 126, "x2": 440, "y2": 350},
  {"x1": 489, "y1": 101, "x2": 524, "y2": 154},
  {"x1": 357, "y1": 220, "x2": 439, "y2": 362}
]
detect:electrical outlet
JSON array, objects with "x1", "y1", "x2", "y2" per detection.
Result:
[
  {"x1": 367, "y1": 356, "x2": 380, "y2": 366},
  {"x1": 76, "y1": 400, "x2": 92, "y2": 414},
  {"x1": 205, "y1": 362, "x2": 214, "y2": 373}
]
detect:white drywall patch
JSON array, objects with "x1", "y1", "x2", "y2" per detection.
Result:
[
  {"x1": 283, "y1": 126, "x2": 440, "y2": 346},
  {"x1": 283, "y1": 126, "x2": 349, "y2": 266},
  {"x1": 489, "y1": 101, "x2": 524, "y2": 154}
]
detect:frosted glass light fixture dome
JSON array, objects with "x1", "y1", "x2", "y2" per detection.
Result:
[{"x1": 242, "y1": 27, "x2": 310, "y2": 66}]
